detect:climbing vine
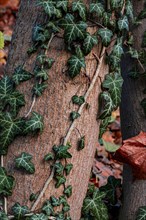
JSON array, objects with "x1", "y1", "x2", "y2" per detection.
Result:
[{"x1": 0, "y1": 0, "x2": 145, "y2": 219}]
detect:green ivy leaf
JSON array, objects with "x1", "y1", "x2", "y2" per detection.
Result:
[
  {"x1": 83, "y1": 33, "x2": 98, "y2": 55},
  {"x1": 32, "y1": 25, "x2": 45, "y2": 42},
  {"x1": 70, "y1": 111, "x2": 81, "y2": 121},
  {"x1": 78, "y1": 136, "x2": 85, "y2": 151},
  {"x1": 0, "y1": 76, "x2": 13, "y2": 100},
  {"x1": 102, "y1": 73, "x2": 123, "y2": 107},
  {"x1": 118, "y1": 16, "x2": 129, "y2": 31},
  {"x1": 60, "y1": 13, "x2": 87, "y2": 45},
  {"x1": 42, "y1": 200, "x2": 54, "y2": 216},
  {"x1": 12, "y1": 66, "x2": 33, "y2": 85},
  {"x1": 99, "y1": 116, "x2": 113, "y2": 138},
  {"x1": 138, "y1": 9, "x2": 146, "y2": 20},
  {"x1": 64, "y1": 185, "x2": 72, "y2": 198},
  {"x1": 55, "y1": 175, "x2": 66, "y2": 188},
  {"x1": 53, "y1": 145, "x2": 72, "y2": 159},
  {"x1": 89, "y1": 2, "x2": 104, "y2": 17},
  {"x1": 29, "y1": 193, "x2": 38, "y2": 202},
  {"x1": 30, "y1": 213, "x2": 48, "y2": 220},
  {"x1": 44, "y1": 153, "x2": 54, "y2": 161},
  {"x1": 98, "y1": 28, "x2": 113, "y2": 47},
  {"x1": 110, "y1": 0, "x2": 124, "y2": 10},
  {"x1": 126, "y1": 0, "x2": 134, "y2": 20},
  {"x1": 82, "y1": 188, "x2": 108, "y2": 220},
  {"x1": 128, "y1": 47, "x2": 139, "y2": 59},
  {"x1": 107, "y1": 54, "x2": 121, "y2": 71},
  {"x1": 0, "y1": 113, "x2": 23, "y2": 155},
  {"x1": 50, "y1": 196, "x2": 60, "y2": 207},
  {"x1": 15, "y1": 152, "x2": 35, "y2": 174},
  {"x1": 59, "y1": 195, "x2": 67, "y2": 204},
  {"x1": 112, "y1": 38, "x2": 124, "y2": 57},
  {"x1": 12, "y1": 203, "x2": 29, "y2": 220},
  {"x1": 33, "y1": 83, "x2": 47, "y2": 97},
  {"x1": 56, "y1": 1, "x2": 68, "y2": 12},
  {"x1": 72, "y1": 95, "x2": 85, "y2": 105},
  {"x1": 136, "y1": 207, "x2": 146, "y2": 220},
  {"x1": 68, "y1": 55, "x2": 85, "y2": 78},
  {"x1": 0, "y1": 31, "x2": 4, "y2": 49},
  {"x1": 98, "y1": 92, "x2": 114, "y2": 119},
  {"x1": 54, "y1": 161, "x2": 64, "y2": 175},
  {"x1": 100, "y1": 176, "x2": 121, "y2": 205},
  {"x1": 0, "y1": 211, "x2": 8, "y2": 220},
  {"x1": 23, "y1": 112, "x2": 44, "y2": 134},
  {"x1": 142, "y1": 31, "x2": 146, "y2": 48},
  {"x1": 37, "y1": 1, "x2": 56, "y2": 19},
  {"x1": 64, "y1": 163, "x2": 73, "y2": 175},
  {"x1": 72, "y1": 0, "x2": 87, "y2": 21},
  {"x1": 35, "y1": 69, "x2": 49, "y2": 81},
  {"x1": 37, "y1": 55, "x2": 54, "y2": 68},
  {"x1": 63, "y1": 203, "x2": 70, "y2": 213}
]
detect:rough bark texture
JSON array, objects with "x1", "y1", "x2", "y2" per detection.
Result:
[
  {"x1": 5, "y1": 1, "x2": 108, "y2": 219},
  {"x1": 119, "y1": 1, "x2": 146, "y2": 219}
]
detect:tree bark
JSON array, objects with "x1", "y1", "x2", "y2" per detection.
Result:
[
  {"x1": 119, "y1": 1, "x2": 146, "y2": 219},
  {"x1": 5, "y1": 1, "x2": 108, "y2": 219}
]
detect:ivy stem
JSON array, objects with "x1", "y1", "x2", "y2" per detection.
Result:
[
  {"x1": 30, "y1": 46, "x2": 106, "y2": 211},
  {"x1": 8, "y1": 213, "x2": 56, "y2": 219},
  {"x1": 1, "y1": 155, "x2": 8, "y2": 215}
]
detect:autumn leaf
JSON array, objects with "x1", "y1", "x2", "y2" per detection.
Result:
[{"x1": 115, "y1": 131, "x2": 146, "y2": 179}]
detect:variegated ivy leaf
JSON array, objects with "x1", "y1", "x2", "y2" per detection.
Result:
[
  {"x1": 15, "y1": 152, "x2": 35, "y2": 174},
  {"x1": 82, "y1": 188, "x2": 108, "y2": 220},
  {"x1": 107, "y1": 54, "x2": 121, "y2": 71},
  {"x1": 89, "y1": 2, "x2": 104, "y2": 17},
  {"x1": 37, "y1": 1, "x2": 57, "y2": 19},
  {"x1": 50, "y1": 196, "x2": 60, "y2": 207},
  {"x1": 0, "y1": 211, "x2": 8, "y2": 220},
  {"x1": 72, "y1": 95, "x2": 85, "y2": 105},
  {"x1": 0, "y1": 166, "x2": 15, "y2": 196},
  {"x1": 33, "y1": 83, "x2": 47, "y2": 97},
  {"x1": 44, "y1": 153, "x2": 54, "y2": 161},
  {"x1": 55, "y1": 175, "x2": 66, "y2": 188},
  {"x1": 35, "y1": 69, "x2": 48, "y2": 81},
  {"x1": 23, "y1": 112, "x2": 44, "y2": 134},
  {"x1": 0, "y1": 76, "x2": 13, "y2": 100},
  {"x1": 60, "y1": 13, "x2": 87, "y2": 45},
  {"x1": 4, "y1": 91, "x2": 25, "y2": 117},
  {"x1": 42, "y1": 200, "x2": 54, "y2": 216},
  {"x1": 12, "y1": 203, "x2": 29, "y2": 220},
  {"x1": 72, "y1": 0, "x2": 87, "y2": 21},
  {"x1": 37, "y1": 55, "x2": 54, "y2": 68},
  {"x1": 64, "y1": 185, "x2": 72, "y2": 198},
  {"x1": 70, "y1": 111, "x2": 80, "y2": 121},
  {"x1": 0, "y1": 31, "x2": 4, "y2": 49},
  {"x1": 118, "y1": 16, "x2": 129, "y2": 31},
  {"x1": 12, "y1": 66, "x2": 33, "y2": 85},
  {"x1": 63, "y1": 203, "x2": 70, "y2": 213},
  {"x1": 110, "y1": 0, "x2": 124, "y2": 10},
  {"x1": 98, "y1": 28, "x2": 113, "y2": 47},
  {"x1": 56, "y1": 0, "x2": 68, "y2": 12},
  {"x1": 53, "y1": 145, "x2": 72, "y2": 159},
  {"x1": 65, "y1": 163, "x2": 73, "y2": 175},
  {"x1": 0, "y1": 113, "x2": 23, "y2": 155},
  {"x1": 136, "y1": 206, "x2": 146, "y2": 220},
  {"x1": 102, "y1": 73, "x2": 123, "y2": 107},
  {"x1": 98, "y1": 92, "x2": 114, "y2": 119},
  {"x1": 68, "y1": 54, "x2": 85, "y2": 78},
  {"x1": 78, "y1": 136, "x2": 85, "y2": 151},
  {"x1": 54, "y1": 161, "x2": 64, "y2": 175},
  {"x1": 83, "y1": 33, "x2": 98, "y2": 55},
  {"x1": 30, "y1": 213, "x2": 48, "y2": 220},
  {"x1": 112, "y1": 37, "x2": 124, "y2": 57},
  {"x1": 59, "y1": 195, "x2": 67, "y2": 205},
  {"x1": 126, "y1": 0, "x2": 134, "y2": 20},
  {"x1": 99, "y1": 116, "x2": 113, "y2": 138}
]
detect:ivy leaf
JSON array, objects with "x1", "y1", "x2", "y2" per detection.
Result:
[
  {"x1": 29, "y1": 193, "x2": 38, "y2": 202},
  {"x1": 107, "y1": 54, "x2": 121, "y2": 71},
  {"x1": 68, "y1": 55, "x2": 85, "y2": 78},
  {"x1": 100, "y1": 176, "x2": 121, "y2": 205},
  {"x1": 0, "y1": 211, "x2": 8, "y2": 220},
  {"x1": 54, "y1": 161, "x2": 64, "y2": 175},
  {"x1": 98, "y1": 28, "x2": 113, "y2": 47},
  {"x1": 118, "y1": 16, "x2": 129, "y2": 31},
  {"x1": 138, "y1": 9, "x2": 146, "y2": 20},
  {"x1": 0, "y1": 166, "x2": 15, "y2": 196},
  {"x1": 70, "y1": 111, "x2": 80, "y2": 121},
  {"x1": 53, "y1": 145, "x2": 72, "y2": 159},
  {"x1": 12, "y1": 66, "x2": 32, "y2": 85},
  {"x1": 89, "y1": 2, "x2": 104, "y2": 17},
  {"x1": 99, "y1": 116, "x2": 113, "y2": 138},
  {"x1": 37, "y1": 55, "x2": 54, "y2": 68},
  {"x1": 126, "y1": 0, "x2": 134, "y2": 20},
  {"x1": 37, "y1": 1, "x2": 56, "y2": 19},
  {"x1": 32, "y1": 25, "x2": 45, "y2": 42},
  {"x1": 136, "y1": 207, "x2": 146, "y2": 220},
  {"x1": 15, "y1": 152, "x2": 35, "y2": 174},
  {"x1": 128, "y1": 47, "x2": 139, "y2": 59},
  {"x1": 50, "y1": 196, "x2": 60, "y2": 207},
  {"x1": 98, "y1": 92, "x2": 114, "y2": 119},
  {"x1": 0, "y1": 31, "x2": 4, "y2": 49},
  {"x1": 23, "y1": 112, "x2": 44, "y2": 134},
  {"x1": 83, "y1": 33, "x2": 98, "y2": 55},
  {"x1": 65, "y1": 163, "x2": 73, "y2": 175},
  {"x1": 102, "y1": 73, "x2": 123, "y2": 107},
  {"x1": 112, "y1": 38, "x2": 124, "y2": 57},
  {"x1": 72, "y1": 0, "x2": 87, "y2": 21},
  {"x1": 72, "y1": 95, "x2": 85, "y2": 105},
  {"x1": 30, "y1": 213, "x2": 48, "y2": 220},
  {"x1": 63, "y1": 203, "x2": 70, "y2": 213},
  {"x1": 44, "y1": 153, "x2": 54, "y2": 161},
  {"x1": 60, "y1": 13, "x2": 87, "y2": 45},
  {"x1": 59, "y1": 195, "x2": 67, "y2": 205},
  {"x1": 33, "y1": 83, "x2": 47, "y2": 97},
  {"x1": 35, "y1": 69, "x2": 49, "y2": 81},
  {"x1": 4, "y1": 91, "x2": 25, "y2": 117},
  {"x1": 142, "y1": 31, "x2": 146, "y2": 48},
  {"x1": 56, "y1": 1, "x2": 68, "y2": 12},
  {"x1": 110, "y1": 0, "x2": 124, "y2": 10},
  {"x1": 11, "y1": 203, "x2": 29, "y2": 220},
  {"x1": 64, "y1": 185, "x2": 72, "y2": 198},
  {"x1": 0, "y1": 76, "x2": 14, "y2": 100},
  {"x1": 42, "y1": 200, "x2": 54, "y2": 216},
  {"x1": 78, "y1": 136, "x2": 85, "y2": 151},
  {"x1": 82, "y1": 189, "x2": 108, "y2": 220},
  {"x1": 0, "y1": 113, "x2": 23, "y2": 155},
  {"x1": 102, "y1": 140, "x2": 120, "y2": 153},
  {"x1": 55, "y1": 175, "x2": 66, "y2": 188}
]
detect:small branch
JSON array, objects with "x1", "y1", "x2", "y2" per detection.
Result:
[
  {"x1": 88, "y1": 19, "x2": 105, "y2": 29},
  {"x1": 8, "y1": 213, "x2": 56, "y2": 220},
  {"x1": 1, "y1": 155, "x2": 8, "y2": 215},
  {"x1": 24, "y1": 96, "x2": 36, "y2": 118}
]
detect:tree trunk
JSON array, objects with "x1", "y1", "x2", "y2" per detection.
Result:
[
  {"x1": 119, "y1": 1, "x2": 146, "y2": 219},
  {"x1": 5, "y1": 1, "x2": 108, "y2": 219}
]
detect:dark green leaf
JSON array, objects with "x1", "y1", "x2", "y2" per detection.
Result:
[
  {"x1": 35, "y1": 69, "x2": 48, "y2": 81},
  {"x1": 136, "y1": 206, "x2": 146, "y2": 220},
  {"x1": 42, "y1": 200, "x2": 54, "y2": 216},
  {"x1": 110, "y1": 0, "x2": 124, "y2": 10},
  {"x1": 68, "y1": 55, "x2": 85, "y2": 78},
  {"x1": 37, "y1": 1, "x2": 56, "y2": 19},
  {"x1": 72, "y1": 95, "x2": 85, "y2": 105},
  {"x1": 64, "y1": 185, "x2": 72, "y2": 198},
  {"x1": 44, "y1": 153, "x2": 54, "y2": 161},
  {"x1": 89, "y1": 2, "x2": 104, "y2": 17},
  {"x1": 98, "y1": 92, "x2": 114, "y2": 119},
  {"x1": 138, "y1": 9, "x2": 146, "y2": 20},
  {"x1": 37, "y1": 55, "x2": 54, "y2": 68},
  {"x1": 70, "y1": 111, "x2": 80, "y2": 121},
  {"x1": 32, "y1": 25, "x2": 44, "y2": 42},
  {"x1": 15, "y1": 152, "x2": 35, "y2": 174},
  {"x1": 78, "y1": 136, "x2": 85, "y2": 151},
  {"x1": 12, "y1": 203, "x2": 29, "y2": 220},
  {"x1": 12, "y1": 66, "x2": 32, "y2": 85},
  {"x1": 64, "y1": 163, "x2": 73, "y2": 175},
  {"x1": 83, "y1": 33, "x2": 98, "y2": 55},
  {"x1": 30, "y1": 213, "x2": 48, "y2": 220},
  {"x1": 33, "y1": 83, "x2": 47, "y2": 97},
  {"x1": 53, "y1": 145, "x2": 72, "y2": 159},
  {"x1": 54, "y1": 162, "x2": 64, "y2": 175},
  {"x1": 0, "y1": 76, "x2": 13, "y2": 100},
  {"x1": 72, "y1": 0, "x2": 87, "y2": 21},
  {"x1": 50, "y1": 196, "x2": 60, "y2": 207},
  {"x1": 29, "y1": 193, "x2": 38, "y2": 202},
  {"x1": 142, "y1": 31, "x2": 146, "y2": 48},
  {"x1": 63, "y1": 203, "x2": 70, "y2": 213},
  {"x1": 55, "y1": 175, "x2": 66, "y2": 188},
  {"x1": 112, "y1": 37, "x2": 124, "y2": 57},
  {"x1": 0, "y1": 211, "x2": 8, "y2": 220},
  {"x1": 56, "y1": 1, "x2": 68, "y2": 12},
  {"x1": 99, "y1": 116, "x2": 113, "y2": 138},
  {"x1": 118, "y1": 16, "x2": 129, "y2": 31},
  {"x1": 126, "y1": 0, "x2": 134, "y2": 20},
  {"x1": 59, "y1": 195, "x2": 67, "y2": 204},
  {"x1": 98, "y1": 28, "x2": 113, "y2": 47}
]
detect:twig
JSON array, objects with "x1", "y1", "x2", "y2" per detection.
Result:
[
  {"x1": 1, "y1": 155, "x2": 8, "y2": 215},
  {"x1": 8, "y1": 213, "x2": 56, "y2": 220},
  {"x1": 88, "y1": 19, "x2": 105, "y2": 29}
]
